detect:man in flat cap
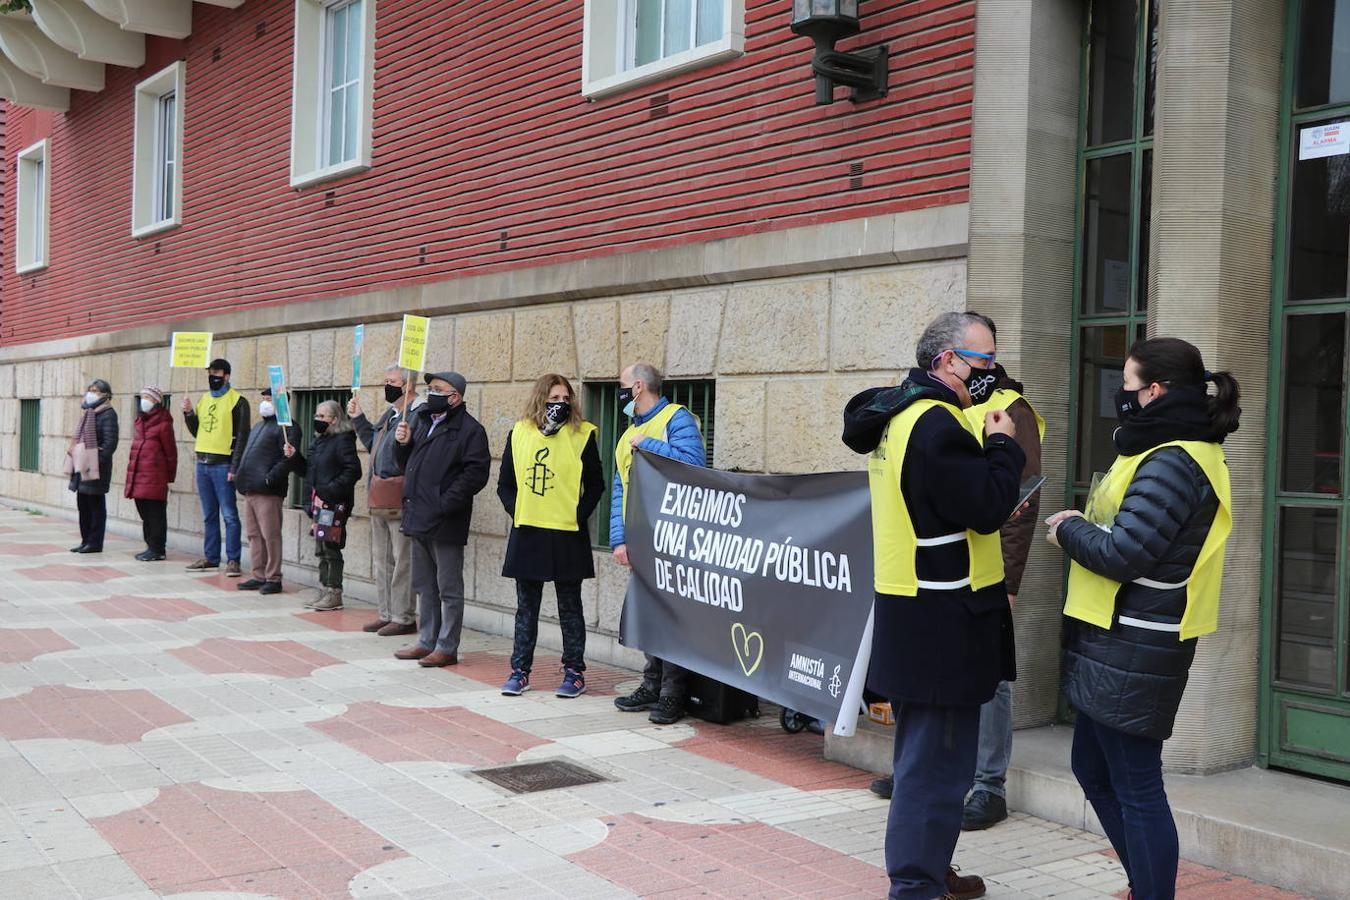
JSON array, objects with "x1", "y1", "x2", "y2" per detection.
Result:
[{"x1": 392, "y1": 371, "x2": 491, "y2": 667}]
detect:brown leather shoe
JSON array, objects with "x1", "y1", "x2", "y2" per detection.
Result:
[
  {"x1": 418, "y1": 651, "x2": 458, "y2": 667},
  {"x1": 362, "y1": 619, "x2": 391, "y2": 633},
  {"x1": 394, "y1": 645, "x2": 432, "y2": 660},
  {"x1": 945, "y1": 866, "x2": 986, "y2": 900},
  {"x1": 377, "y1": 621, "x2": 417, "y2": 637}
]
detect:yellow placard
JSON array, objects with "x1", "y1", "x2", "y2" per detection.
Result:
[
  {"x1": 170, "y1": 332, "x2": 214, "y2": 369},
  {"x1": 398, "y1": 315, "x2": 430, "y2": 373}
]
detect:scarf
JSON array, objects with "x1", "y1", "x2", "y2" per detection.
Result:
[
  {"x1": 1113, "y1": 387, "x2": 1217, "y2": 456},
  {"x1": 66, "y1": 401, "x2": 111, "y2": 482}
]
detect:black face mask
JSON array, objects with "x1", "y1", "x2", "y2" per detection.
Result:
[
  {"x1": 425, "y1": 393, "x2": 450, "y2": 414},
  {"x1": 1114, "y1": 386, "x2": 1144, "y2": 424},
  {"x1": 385, "y1": 384, "x2": 404, "y2": 404},
  {"x1": 313, "y1": 419, "x2": 331, "y2": 435},
  {"x1": 208, "y1": 375, "x2": 226, "y2": 391},
  {"x1": 965, "y1": 365, "x2": 1000, "y2": 404},
  {"x1": 543, "y1": 401, "x2": 571, "y2": 435}
]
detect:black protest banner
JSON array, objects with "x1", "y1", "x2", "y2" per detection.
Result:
[{"x1": 619, "y1": 452, "x2": 875, "y2": 734}]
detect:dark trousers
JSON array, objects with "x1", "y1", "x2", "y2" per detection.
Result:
[
  {"x1": 77, "y1": 493, "x2": 107, "y2": 550},
  {"x1": 510, "y1": 579, "x2": 587, "y2": 674},
  {"x1": 885, "y1": 701, "x2": 981, "y2": 900},
  {"x1": 641, "y1": 654, "x2": 687, "y2": 701},
  {"x1": 1071, "y1": 713, "x2": 1177, "y2": 900},
  {"x1": 412, "y1": 538, "x2": 465, "y2": 655},
  {"x1": 134, "y1": 499, "x2": 168, "y2": 554},
  {"x1": 316, "y1": 540, "x2": 344, "y2": 589}
]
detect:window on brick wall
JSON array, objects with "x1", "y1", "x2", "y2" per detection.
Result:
[
  {"x1": 132, "y1": 62, "x2": 185, "y2": 238},
  {"x1": 16, "y1": 140, "x2": 49, "y2": 274},
  {"x1": 287, "y1": 389, "x2": 349, "y2": 508},
  {"x1": 582, "y1": 0, "x2": 744, "y2": 98},
  {"x1": 20, "y1": 399, "x2": 41, "y2": 473},
  {"x1": 290, "y1": 0, "x2": 376, "y2": 188},
  {"x1": 584, "y1": 379, "x2": 716, "y2": 549}
]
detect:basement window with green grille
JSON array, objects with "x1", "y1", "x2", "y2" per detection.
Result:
[
  {"x1": 286, "y1": 389, "x2": 349, "y2": 509},
  {"x1": 19, "y1": 399, "x2": 41, "y2": 473},
  {"x1": 584, "y1": 379, "x2": 716, "y2": 549}
]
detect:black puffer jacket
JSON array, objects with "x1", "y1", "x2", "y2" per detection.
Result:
[
  {"x1": 1058, "y1": 446, "x2": 1220, "y2": 740},
  {"x1": 235, "y1": 418, "x2": 304, "y2": 497},
  {"x1": 304, "y1": 431, "x2": 362, "y2": 511},
  {"x1": 71, "y1": 408, "x2": 120, "y2": 496}
]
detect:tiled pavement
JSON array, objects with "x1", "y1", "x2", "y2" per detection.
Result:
[{"x1": 0, "y1": 507, "x2": 1309, "y2": 899}]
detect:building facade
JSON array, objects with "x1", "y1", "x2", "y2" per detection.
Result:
[{"x1": 0, "y1": 0, "x2": 1346, "y2": 788}]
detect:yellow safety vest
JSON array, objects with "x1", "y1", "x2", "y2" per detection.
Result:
[
  {"x1": 868, "y1": 398, "x2": 1005, "y2": 596},
  {"x1": 509, "y1": 420, "x2": 597, "y2": 532},
  {"x1": 1064, "y1": 440, "x2": 1232, "y2": 640},
  {"x1": 615, "y1": 402, "x2": 684, "y2": 521},
  {"x1": 966, "y1": 388, "x2": 1046, "y2": 441},
  {"x1": 193, "y1": 388, "x2": 241, "y2": 456}
]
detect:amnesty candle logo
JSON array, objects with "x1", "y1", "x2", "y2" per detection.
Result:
[{"x1": 526, "y1": 447, "x2": 554, "y2": 496}]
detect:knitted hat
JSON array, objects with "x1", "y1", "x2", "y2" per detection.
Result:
[{"x1": 141, "y1": 385, "x2": 164, "y2": 405}]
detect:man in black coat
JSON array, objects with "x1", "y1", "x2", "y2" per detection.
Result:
[
  {"x1": 843, "y1": 312, "x2": 1024, "y2": 900},
  {"x1": 392, "y1": 371, "x2": 491, "y2": 668},
  {"x1": 234, "y1": 388, "x2": 303, "y2": 595}
]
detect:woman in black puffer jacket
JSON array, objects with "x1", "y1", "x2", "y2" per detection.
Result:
[
  {"x1": 285, "y1": 400, "x2": 361, "y2": 612},
  {"x1": 1045, "y1": 338, "x2": 1239, "y2": 900}
]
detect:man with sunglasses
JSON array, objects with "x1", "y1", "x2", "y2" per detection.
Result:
[{"x1": 843, "y1": 311, "x2": 1025, "y2": 900}]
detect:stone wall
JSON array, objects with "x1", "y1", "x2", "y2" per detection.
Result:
[{"x1": 0, "y1": 258, "x2": 966, "y2": 667}]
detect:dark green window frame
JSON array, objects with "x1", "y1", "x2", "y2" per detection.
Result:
[
  {"x1": 19, "y1": 399, "x2": 41, "y2": 473},
  {"x1": 1259, "y1": 0, "x2": 1350, "y2": 782},
  {"x1": 287, "y1": 389, "x2": 349, "y2": 509},
  {"x1": 1067, "y1": 0, "x2": 1158, "y2": 505},
  {"x1": 584, "y1": 379, "x2": 717, "y2": 549}
]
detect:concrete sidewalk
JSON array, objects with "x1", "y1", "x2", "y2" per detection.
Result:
[{"x1": 0, "y1": 507, "x2": 1312, "y2": 899}]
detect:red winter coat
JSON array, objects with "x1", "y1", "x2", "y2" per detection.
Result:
[{"x1": 124, "y1": 406, "x2": 178, "y2": 501}]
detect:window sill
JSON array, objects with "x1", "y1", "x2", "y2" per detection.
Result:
[
  {"x1": 583, "y1": 37, "x2": 744, "y2": 99},
  {"x1": 133, "y1": 218, "x2": 181, "y2": 240},
  {"x1": 16, "y1": 260, "x2": 48, "y2": 275},
  {"x1": 290, "y1": 158, "x2": 371, "y2": 190}
]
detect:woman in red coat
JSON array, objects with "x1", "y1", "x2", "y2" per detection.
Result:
[{"x1": 125, "y1": 385, "x2": 178, "y2": 561}]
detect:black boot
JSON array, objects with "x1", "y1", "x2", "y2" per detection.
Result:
[
  {"x1": 614, "y1": 685, "x2": 660, "y2": 712},
  {"x1": 869, "y1": 775, "x2": 893, "y2": 800},
  {"x1": 961, "y1": 790, "x2": 1008, "y2": 831}
]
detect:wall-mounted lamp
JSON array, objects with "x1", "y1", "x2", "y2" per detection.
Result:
[{"x1": 790, "y1": 0, "x2": 888, "y2": 105}]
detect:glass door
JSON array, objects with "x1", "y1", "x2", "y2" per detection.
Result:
[{"x1": 1262, "y1": 0, "x2": 1350, "y2": 783}]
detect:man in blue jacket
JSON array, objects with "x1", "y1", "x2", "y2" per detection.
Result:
[{"x1": 610, "y1": 362, "x2": 707, "y2": 725}]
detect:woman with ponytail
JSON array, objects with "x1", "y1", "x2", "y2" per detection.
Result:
[{"x1": 1044, "y1": 338, "x2": 1240, "y2": 900}]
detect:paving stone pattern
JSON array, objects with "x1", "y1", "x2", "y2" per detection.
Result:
[{"x1": 0, "y1": 508, "x2": 1308, "y2": 899}]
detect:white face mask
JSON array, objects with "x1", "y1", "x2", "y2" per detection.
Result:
[
  {"x1": 84, "y1": 392, "x2": 101, "y2": 407},
  {"x1": 140, "y1": 399, "x2": 155, "y2": 414},
  {"x1": 259, "y1": 401, "x2": 275, "y2": 418}
]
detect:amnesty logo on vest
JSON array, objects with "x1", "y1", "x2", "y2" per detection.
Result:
[
  {"x1": 510, "y1": 420, "x2": 596, "y2": 532},
  {"x1": 194, "y1": 388, "x2": 241, "y2": 457}
]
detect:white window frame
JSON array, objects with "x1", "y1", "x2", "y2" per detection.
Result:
[
  {"x1": 15, "y1": 139, "x2": 50, "y2": 274},
  {"x1": 291, "y1": 0, "x2": 377, "y2": 189},
  {"x1": 582, "y1": 0, "x2": 745, "y2": 99},
  {"x1": 131, "y1": 62, "x2": 186, "y2": 239}
]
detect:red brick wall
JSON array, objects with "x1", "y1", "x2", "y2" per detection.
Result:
[{"x1": 0, "y1": 0, "x2": 973, "y2": 345}]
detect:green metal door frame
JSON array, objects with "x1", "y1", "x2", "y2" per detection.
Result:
[{"x1": 1259, "y1": 0, "x2": 1350, "y2": 782}]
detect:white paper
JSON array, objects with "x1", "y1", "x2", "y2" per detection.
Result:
[
  {"x1": 1099, "y1": 369, "x2": 1125, "y2": 419},
  {"x1": 1102, "y1": 259, "x2": 1130, "y2": 311},
  {"x1": 1300, "y1": 122, "x2": 1350, "y2": 160}
]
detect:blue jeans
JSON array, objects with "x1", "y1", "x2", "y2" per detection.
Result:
[
  {"x1": 885, "y1": 702, "x2": 981, "y2": 899},
  {"x1": 973, "y1": 679, "x2": 1013, "y2": 797},
  {"x1": 1071, "y1": 713, "x2": 1177, "y2": 900},
  {"x1": 196, "y1": 461, "x2": 241, "y2": 564}
]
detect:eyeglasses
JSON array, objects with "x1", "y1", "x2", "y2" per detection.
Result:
[{"x1": 951, "y1": 348, "x2": 996, "y2": 368}]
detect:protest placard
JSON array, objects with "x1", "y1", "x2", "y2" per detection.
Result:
[
  {"x1": 267, "y1": 365, "x2": 292, "y2": 427},
  {"x1": 398, "y1": 315, "x2": 429, "y2": 374},
  {"x1": 170, "y1": 332, "x2": 213, "y2": 368},
  {"x1": 351, "y1": 324, "x2": 364, "y2": 393}
]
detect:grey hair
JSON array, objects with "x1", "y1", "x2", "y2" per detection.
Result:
[
  {"x1": 315, "y1": 399, "x2": 354, "y2": 433},
  {"x1": 384, "y1": 363, "x2": 410, "y2": 385},
  {"x1": 631, "y1": 362, "x2": 663, "y2": 394},
  {"x1": 916, "y1": 312, "x2": 985, "y2": 370}
]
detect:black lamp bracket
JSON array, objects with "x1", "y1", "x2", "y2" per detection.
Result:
[{"x1": 810, "y1": 43, "x2": 888, "y2": 104}]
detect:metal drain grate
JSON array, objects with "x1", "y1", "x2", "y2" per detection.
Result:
[{"x1": 472, "y1": 760, "x2": 608, "y2": 794}]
